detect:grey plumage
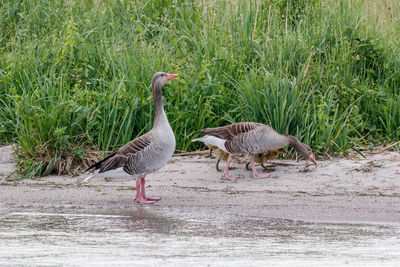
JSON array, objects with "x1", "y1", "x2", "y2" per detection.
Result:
[
  {"x1": 86, "y1": 72, "x2": 177, "y2": 181},
  {"x1": 195, "y1": 122, "x2": 316, "y2": 180},
  {"x1": 203, "y1": 122, "x2": 314, "y2": 160}
]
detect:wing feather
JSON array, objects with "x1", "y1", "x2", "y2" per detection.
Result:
[
  {"x1": 203, "y1": 122, "x2": 284, "y2": 154},
  {"x1": 202, "y1": 122, "x2": 262, "y2": 140},
  {"x1": 88, "y1": 133, "x2": 153, "y2": 174}
]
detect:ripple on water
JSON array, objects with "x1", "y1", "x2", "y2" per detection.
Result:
[{"x1": 0, "y1": 205, "x2": 399, "y2": 266}]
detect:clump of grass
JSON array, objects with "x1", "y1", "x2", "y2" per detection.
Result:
[{"x1": 0, "y1": 0, "x2": 399, "y2": 177}]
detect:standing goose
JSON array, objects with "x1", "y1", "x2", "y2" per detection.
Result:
[
  {"x1": 196, "y1": 122, "x2": 316, "y2": 181},
  {"x1": 85, "y1": 72, "x2": 178, "y2": 204}
]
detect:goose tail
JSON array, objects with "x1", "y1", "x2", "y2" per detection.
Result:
[
  {"x1": 82, "y1": 170, "x2": 99, "y2": 183},
  {"x1": 192, "y1": 135, "x2": 228, "y2": 153}
]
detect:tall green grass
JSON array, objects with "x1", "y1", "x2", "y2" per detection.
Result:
[{"x1": 0, "y1": 0, "x2": 399, "y2": 177}]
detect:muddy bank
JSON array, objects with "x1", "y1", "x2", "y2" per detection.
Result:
[{"x1": 1, "y1": 145, "x2": 399, "y2": 223}]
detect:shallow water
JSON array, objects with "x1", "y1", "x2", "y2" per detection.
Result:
[{"x1": 0, "y1": 204, "x2": 399, "y2": 266}]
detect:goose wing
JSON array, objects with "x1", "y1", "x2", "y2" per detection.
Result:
[
  {"x1": 203, "y1": 122, "x2": 263, "y2": 140},
  {"x1": 87, "y1": 132, "x2": 153, "y2": 174},
  {"x1": 204, "y1": 122, "x2": 285, "y2": 154}
]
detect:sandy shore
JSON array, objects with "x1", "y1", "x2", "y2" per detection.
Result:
[{"x1": 1, "y1": 145, "x2": 400, "y2": 223}]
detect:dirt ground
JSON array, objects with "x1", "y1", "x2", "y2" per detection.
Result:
[{"x1": 1, "y1": 145, "x2": 400, "y2": 223}]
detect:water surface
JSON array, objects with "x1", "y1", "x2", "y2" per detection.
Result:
[{"x1": 0, "y1": 205, "x2": 399, "y2": 266}]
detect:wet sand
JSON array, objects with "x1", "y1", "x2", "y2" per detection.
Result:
[{"x1": 1, "y1": 145, "x2": 400, "y2": 223}]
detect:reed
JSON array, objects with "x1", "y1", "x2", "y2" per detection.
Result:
[{"x1": 0, "y1": 0, "x2": 399, "y2": 177}]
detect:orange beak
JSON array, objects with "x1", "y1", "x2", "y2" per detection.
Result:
[
  {"x1": 309, "y1": 154, "x2": 317, "y2": 165},
  {"x1": 167, "y1": 73, "x2": 179, "y2": 81}
]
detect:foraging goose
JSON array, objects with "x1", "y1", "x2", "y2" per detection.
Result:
[
  {"x1": 85, "y1": 72, "x2": 178, "y2": 204},
  {"x1": 196, "y1": 122, "x2": 316, "y2": 181}
]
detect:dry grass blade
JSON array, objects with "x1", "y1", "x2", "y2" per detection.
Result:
[{"x1": 377, "y1": 141, "x2": 400, "y2": 154}]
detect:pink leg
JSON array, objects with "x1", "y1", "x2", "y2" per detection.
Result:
[
  {"x1": 135, "y1": 177, "x2": 159, "y2": 204},
  {"x1": 135, "y1": 179, "x2": 141, "y2": 201},
  {"x1": 250, "y1": 158, "x2": 270, "y2": 179},
  {"x1": 141, "y1": 177, "x2": 161, "y2": 202},
  {"x1": 222, "y1": 156, "x2": 238, "y2": 181}
]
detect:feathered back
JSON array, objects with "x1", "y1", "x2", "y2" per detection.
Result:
[
  {"x1": 203, "y1": 122, "x2": 262, "y2": 140},
  {"x1": 202, "y1": 122, "x2": 288, "y2": 155},
  {"x1": 200, "y1": 121, "x2": 316, "y2": 163}
]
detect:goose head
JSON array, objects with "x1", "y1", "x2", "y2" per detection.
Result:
[
  {"x1": 296, "y1": 143, "x2": 317, "y2": 164},
  {"x1": 152, "y1": 72, "x2": 178, "y2": 91},
  {"x1": 285, "y1": 135, "x2": 317, "y2": 164}
]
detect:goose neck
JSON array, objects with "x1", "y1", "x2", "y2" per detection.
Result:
[
  {"x1": 285, "y1": 135, "x2": 299, "y2": 147},
  {"x1": 153, "y1": 83, "x2": 167, "y2": 129}
]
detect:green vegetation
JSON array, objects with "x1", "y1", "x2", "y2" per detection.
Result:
[{"x1": 0, "y1": 0, "x2": 399, "y2": 177}]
